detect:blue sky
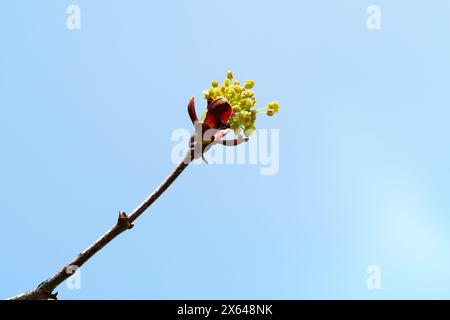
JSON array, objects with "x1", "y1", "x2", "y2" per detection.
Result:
[{"x1": 1, "y1": 1, "x2": 450, "y2": 299}]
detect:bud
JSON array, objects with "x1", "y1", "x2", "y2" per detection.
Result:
[
  {"x1": 243, "y1": 99, "x2": 252, "y2": 108},
  {"x1": 232, "y1": 105, "x2": 241, "y2": 113},
  {"x1": 230, "y1": 122, "x2": 240, "y2": 130},
  {"x1": 227, "y1": 71, "x2": 234, "y2": 80},
  {"x1": 244, "y1": 80, "x2": 255, "y2": 89},
  {"x1": 267, "y1": 108, "x2": 275, "y2": 116},
  {"x1": 269, "y1": 101, "x2": 280, "y2": 113},
  {"x1": 244, "y1": 124, "x2": 256, "y2": 137},
  {"x1": 242, "y1": 91, "x2": 254, "y2": 98},
  {"x1": 211, "y1": 80, "x2": 219, "y2": 88}
]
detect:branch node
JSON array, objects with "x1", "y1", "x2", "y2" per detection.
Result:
[{"x1": 117, "y1": 211, "x2": 134, "y2": 230}]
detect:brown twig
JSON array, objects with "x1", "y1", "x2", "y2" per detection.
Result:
[{"x1": 8, "y1": 151, "x2": 193, "y2": 300}]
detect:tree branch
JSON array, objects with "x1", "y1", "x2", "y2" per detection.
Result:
[{"x1": 8, "y1": 151, "x2": 193, "y2": 300}]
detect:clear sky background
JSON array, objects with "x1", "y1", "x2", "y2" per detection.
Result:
[{"x1": 1, "y1": 1, "x2": 450, "y2": 299}]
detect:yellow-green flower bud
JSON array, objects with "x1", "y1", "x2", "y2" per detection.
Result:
[
  {"x1": 230, "y1": 122, "x2": 240, "y2": 130},
  {"x1": 244, "y1": 80, "x2": 255, "y2": 89},
  {"x1": 269, "y1": 101, "x2": 280, "y2": 113},
  {"x1": 244, "y1": 124, "x2": 256, "y2": 137},
  {"x1": 200, "y1": 71, "x2": 279, "y2": 138},
  {"x1": 244, "y1": 99, "x2": 253, "y2": 109}
]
